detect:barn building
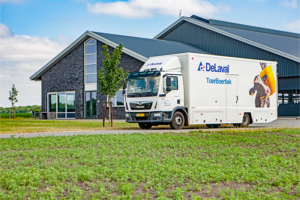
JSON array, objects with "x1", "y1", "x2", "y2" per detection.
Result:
[{"x1": 30, "y1": 15, "x2": 300, "y2": 119}]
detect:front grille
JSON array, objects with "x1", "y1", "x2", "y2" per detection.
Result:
[{"x1": 130, "y1": 102, "x2": 153, "y2": 110}]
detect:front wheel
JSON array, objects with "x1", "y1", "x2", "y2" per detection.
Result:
[
  {"x1": 170, "y1": 111, "x2": 185, "y2": 129},
  {"x1": 138, "y1": 123, "x2": 152, "y2": 129}
]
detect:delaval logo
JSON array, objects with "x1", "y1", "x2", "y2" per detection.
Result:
[
  {"x1": 198, "y1": 62, "x2": 229, "y2": 73},
  {"x1": 146, "y1": 62, "x2": 162, "y2": 66}
]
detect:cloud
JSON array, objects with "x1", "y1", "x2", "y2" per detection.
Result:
[
  {"x1": 0, "y1": 23, "x2": 13, "y2": 37},
  {"x1": 284, "y1": 19, "x2": 300, "y2": 32},
  {"x1": 87, "y1": 0, "x2": 231, "y2": 18},
  {"x1": 0, "y1": 23, "x2": 68, "y2": 107},
  {"x1": 0, "y1": 24, "x2": 66, "y2": 62},
  {"x1": 279, "y1": 0, "x2": 298, "y2": 8}
]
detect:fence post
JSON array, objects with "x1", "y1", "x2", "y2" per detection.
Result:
[{"x1": 103, "y1": 102, "x2": 105, "y2": 127}]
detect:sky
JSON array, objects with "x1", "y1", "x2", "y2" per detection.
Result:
[{"x1": 0, "y1": 0, "x2": 299, "y2": 108}]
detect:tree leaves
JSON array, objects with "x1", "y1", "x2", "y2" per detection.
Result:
[{"x1": 97, "y1": 44, "x2": 129, "y2": 98}]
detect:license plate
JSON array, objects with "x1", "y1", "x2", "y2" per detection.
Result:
[{"x1": 136, "y1": 113, "x2": 145, "y2": 117}]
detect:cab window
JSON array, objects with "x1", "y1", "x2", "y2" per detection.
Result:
[{"x1": 163, "y1": 76, "x2": 178, "y2": 93}]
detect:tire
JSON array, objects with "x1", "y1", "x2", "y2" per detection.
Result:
[
  {"x1": 170, "y1": 111, "x2": 185, "y2": 129},
  {"x1": 138, "y1": 123, "x2": 152, "y2": 129},
  {"x1": 234, "y1": 113, "x2": 250, "y2": 128},
  {"x1": 206, "y1": 124, "x2": 220, "y2": 128}
]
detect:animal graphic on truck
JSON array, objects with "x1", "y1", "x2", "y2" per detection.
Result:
[{"x1": 123, "y1": 53, "x2": 278, "y2": 129}]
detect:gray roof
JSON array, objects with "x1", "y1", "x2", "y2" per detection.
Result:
[
  {"x1": 210, "y1": 24, "x2": 300, "y2": 59},
  {"x1": 92, "y1": 31, "x2": 210, "y2": 58},
  {"x1": 154, "y1": 15, "x2": 300, "y2": 63},
  {"x1": 30, "y1": 31, "x2": 209, "y2": 80}
]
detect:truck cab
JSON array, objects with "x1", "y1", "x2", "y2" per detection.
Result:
[{"x1": 124, "y1": 56, "x2": 187, "y2": 129}]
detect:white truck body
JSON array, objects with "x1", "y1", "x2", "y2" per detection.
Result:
[{"x1": 124, "y1": 53, "x2": 278, "y2": 128}]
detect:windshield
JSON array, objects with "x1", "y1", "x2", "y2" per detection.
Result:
[{"x1": 127, "y1": 71, "x2": 160, "y2": 97}]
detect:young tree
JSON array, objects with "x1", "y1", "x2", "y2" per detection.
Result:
[
  {"x1": 98, "y1": 44, "x2": 128, "y2": 126},
  {"x1": 8, "y1": 84, "x2": 18, "y2": 119}
]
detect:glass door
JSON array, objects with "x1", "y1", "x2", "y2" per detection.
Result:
[{"x1": 85, "y1": 91, "x2": 97, "y2": 118}]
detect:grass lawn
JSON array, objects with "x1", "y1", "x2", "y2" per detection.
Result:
[
  {"x1": 0, "y1": 119, "x2": 141, "y2": 134},
  {"x1": 0, "y1": 119, "x2": 207, "y2": 134},
  {"x1": 0, "y1": 128, "x2": 299, "y2": 199}
]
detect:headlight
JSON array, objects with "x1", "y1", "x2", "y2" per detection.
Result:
[
  {"x1": 125, "y1": 113, "x2": 129, "y2": 118},
  {"x1": 153, "y1": 113, "x2": 161, "y2": 117}
]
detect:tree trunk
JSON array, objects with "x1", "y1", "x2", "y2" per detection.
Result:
[{"x1": 108, "y1": 97, "x2": 111, "y2": 126}]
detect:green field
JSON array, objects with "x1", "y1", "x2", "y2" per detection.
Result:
[{"x1": 0, "y1": 128, "x2": 299, "y2": 199}]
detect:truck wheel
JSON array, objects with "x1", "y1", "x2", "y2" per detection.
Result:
[
  {"x1": 138, "y1": 123, "x2": 152, "y2": 129},
  {"x1": 241, "y1": 114, "x2": 250, "y2": 127},
  {"x1": 206, "y1": 124, "x2": 220, "y2": 128},
  {"x1": 170, "y1": 111, "x2": 185, "y2": 129},
  {"x1": 234, "y1": 113, "x2": 250, "y2": 127}
]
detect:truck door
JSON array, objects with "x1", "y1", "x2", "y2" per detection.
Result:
[
  {"x1": 162, "y1": 76, "x2": 180, "y2": 109},
  {"x1": 226, "y1": 75, "x2": 238, "y2": 122}
]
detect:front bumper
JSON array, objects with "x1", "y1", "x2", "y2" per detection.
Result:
[{"x1": 125, "y1": 112, "x2": 172, "y2": 123}]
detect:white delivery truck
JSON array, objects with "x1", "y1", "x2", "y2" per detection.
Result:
[{"x1": 123, "y1": 53, "x2": 278, "y2": 129}]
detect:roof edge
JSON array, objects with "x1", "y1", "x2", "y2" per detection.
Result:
[
  {"x1": 89, "y1": 31, "x2": 148, "y2": 62},
  {"x1": 30, "y1": 31, "x2": 148, "y2": 80},
  {"x1": 209, "y1": 19, "x2": 300, "y2": 38},
  {"x1": 154, "y1": 17, "x2": 300, "y2": 63}
]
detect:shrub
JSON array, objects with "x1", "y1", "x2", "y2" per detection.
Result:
[{"x1": 0, "y1": 113, "x2": 32, "y2": 119}]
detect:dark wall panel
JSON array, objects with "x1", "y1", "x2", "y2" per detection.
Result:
[
  {"x1": 160, "y1": 22, "x2": 300, "y2": 78},
  {"x1": 41, "y1": 41, "x2": 85, "y2": 119},
  {"x1": 278, "y1": 77, "x2": 300, "y2": 90},
  {"x1": 278, "y1": 104, "x2": 300, "y2": 116}
]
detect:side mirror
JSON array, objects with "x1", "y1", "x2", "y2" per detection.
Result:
[
  {"x1": 122, "y1": 80, "x2": 127, "y2": 96},
  {"x1": 123, "y1": 80, "x2": 127, "y2": 90},
  {"x1": 166, "y1": 77, "x2": 172, "y2": 92},
  {"x1": 166, "y1": 77, "x2": 171, "y2": 87}
]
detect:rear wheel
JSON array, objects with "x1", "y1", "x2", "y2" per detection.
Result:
[
  {"x1": 206, "y1": 124, "x2": 220, "y2": 128},
  {"x1": 138, "y1": 123, "x2": 152, "y2": 129},
  {"x1": 234, "y1": 113, "x2": 250, "y2": 127},
  {"x1": 170, "y1": 111, "x2": 185, "y2": 129}
]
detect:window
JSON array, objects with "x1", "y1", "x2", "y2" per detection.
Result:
[
  {"x1": 109, "y1": 90, "x2": 125, "y2": 107},
  {"x1": 278, "y1": 90, "x2": 299, "y2": 104},
  {"x1": 48, "y1": 94, "x2": 56, "y2": 112},
  {"x1": 48, "y1": 92, "x2": 76, "y2": 118},
  {"x1": 85, "y1": 38, "x2": 97, "y2": 84},
  {"x1": 67, "y1": 93, "x2": 75, "y2": 112},
  {"x1": 163, "y1": 76, "x2": 178, "y2": 93},
  {"x1": 278, "y1": 92, "x2": 282, "y2": 104}
]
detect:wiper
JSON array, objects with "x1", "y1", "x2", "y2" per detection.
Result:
[
  {"x1": 128, "y1": 93, "x2": 141, "y2": 97},
  {"x1": 143, "y1": 92, "x2": 156, "y2": 96}
]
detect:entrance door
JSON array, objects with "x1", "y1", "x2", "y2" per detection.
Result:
[
  {"x1": 85, "y1": 91, "x2": 97, "y2": 118},
  {"x1": 226, "y1": 75, "x2": 238, "y2": 122}
]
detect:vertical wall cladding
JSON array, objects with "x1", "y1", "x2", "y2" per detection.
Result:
[
  {"x1": 159, "y1": 22, "x2": 300, "y2": 78},
  {"x1": 41, "y1": 41, "x2": 85, "y2": 118},
  {"x1": 96, "y1": 41, "x2": 144, "y2": 119}
]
